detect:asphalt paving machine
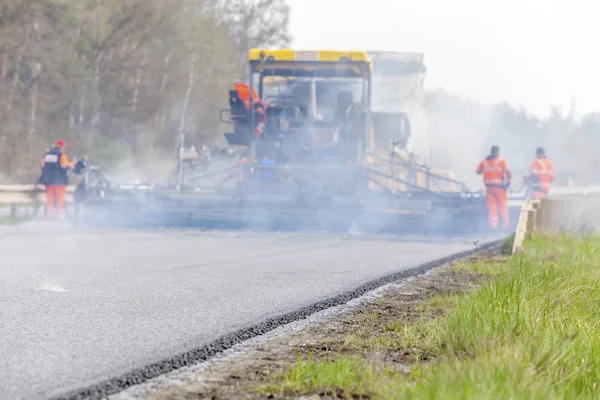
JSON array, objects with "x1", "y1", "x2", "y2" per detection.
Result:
[
  {"x1": 73, "y1": 49, "x2": 488, "y2": 232},
  {"x1": 201, "y1": 49, "x2": 486, "y2": 231}
]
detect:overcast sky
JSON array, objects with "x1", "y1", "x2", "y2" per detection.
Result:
[{"x1": 287, "y1": 0, "x2": 597, "y2": 118}]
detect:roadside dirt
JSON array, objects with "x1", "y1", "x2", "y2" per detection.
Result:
[{"x1": 140, "y1": 249, "x2": 506, "y2": 400}]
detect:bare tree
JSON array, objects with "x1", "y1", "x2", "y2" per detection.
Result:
[
  {"x1": 217, "y1": 0, "x2": 291, "y2": 69},
  {"x1": 0, "y1": 0, "x2": 292, "y2": 182}
]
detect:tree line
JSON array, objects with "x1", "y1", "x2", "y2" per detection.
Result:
[
  {"x1": 0, "y1": 1, "x2": 597, "y2": 187},
  {"x1": 0, "y1": 0, "x2": 290, "y2": 182},
  {"x1": 425, "y1": 90, "x2": 600, "y2": 187}
]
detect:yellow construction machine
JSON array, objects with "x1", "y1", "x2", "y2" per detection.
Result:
[
  {"x1": 210, "y1": 49, "x2": 485, "y2": 231},
  {"x1": 74, "y1": 49, "x2": 485, "y2": 232}
]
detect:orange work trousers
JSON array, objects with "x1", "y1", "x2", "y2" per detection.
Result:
[
  {"x1": 485, "y1": 187, "x2": 509, "y2": 231},
  {"x1": 45, "y1": 184, "x2": 67, "y2": 220}
]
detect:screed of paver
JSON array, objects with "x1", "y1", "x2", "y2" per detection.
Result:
[{"x1": 131, "y1": 249, "x2": 506, "y2": 400}]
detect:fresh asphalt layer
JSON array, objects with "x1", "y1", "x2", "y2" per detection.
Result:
[{"x1": 0, "y1": 223, "x2": 503, "y2": 399}]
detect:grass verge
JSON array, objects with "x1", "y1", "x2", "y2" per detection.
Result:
[{"x1": 260, "y1": 235, "x2": 600, "y2": 399}]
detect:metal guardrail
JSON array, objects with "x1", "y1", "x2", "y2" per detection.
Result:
[
  {"x1": 1, "y1": 182, "x2": 599, "y2": 221},
  {"x1": 549, "y1": 186, "x2": 600, "y2": 196},
  {"x1": 0, "y1": 184, "x2": 76, "y2": 203},
  {"x1": 2, "y1": 184, "x2": 597, "y2": 203},
  {"x1": 0, "y1": 185, "x2": 77, "y2": 219},
  {"x1": 537, "y1": 186, "x2": 600, "y2": 197},
  {"x1": 508, "y1": 186, "x2": 600, "y2": 200}
]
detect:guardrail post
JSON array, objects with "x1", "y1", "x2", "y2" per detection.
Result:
[{"x1": 10, "y1": 203, "x2": 17, "y2": 219}]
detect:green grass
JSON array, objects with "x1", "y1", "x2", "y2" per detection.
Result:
[
  {"x1": 257, "y1": 353, "x2": 379, "y2": 398},
  {"x1": 500, "y1": 232, "x2": 515, "y2": 253},
  {"x1": 261, "y1": 235, "x2": 600, "y2": 399},
  {"x1": 451, "y1": 257, "x2": 506, "y2": 276},
  {"x1": 415, "y1": 292, "x2": 461, "y2": 314}
]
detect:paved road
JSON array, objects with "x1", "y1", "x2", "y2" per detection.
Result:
[{"x1": 0, "y1": 224, "x2": 502, "y2": 399}]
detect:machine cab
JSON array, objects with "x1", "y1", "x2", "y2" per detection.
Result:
[{"x1": 221, "y1": 49, "x2": 373, "y2": 165}]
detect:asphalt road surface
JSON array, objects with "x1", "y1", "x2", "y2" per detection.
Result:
[{"x1": 0, "y1": 223, "x2": 503, "y2": 399}]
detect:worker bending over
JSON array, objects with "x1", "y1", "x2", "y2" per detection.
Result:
[
  {"x1": 524, "y1": 147, "x2": 555, "y2": 199},
  {"x1": 39, "y1": 140, "x2": 76, "y2": 220},
  {"x1": 476, "y1": 145, "x2": 511, "y2": 231},
  {"x1": 232, "y1": 80, "x2": 267, "y2": 137},
  {"x1": 233, "y1": 80, "x2": 260, "y2": 109}
]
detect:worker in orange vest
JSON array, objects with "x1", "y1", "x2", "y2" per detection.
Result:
[
  {"x1": 39, "y1": 140, "x2": 77, "y2": 220},
  {"x1": 232, "y1": 80, "x2": 266, "y2": 136},
  {"x1": 524, "y1": 147, "x2": 555, "y2": 199},
  {"x1": 233, "y1": 80, "x2": 260, "y2": 110},
  {"x1": 476, "y1": 145, "x2": 512, "y2": 231}
]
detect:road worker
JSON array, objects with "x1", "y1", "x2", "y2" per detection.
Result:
[
  {"x1": 232, "y1": 80, "x2": 267, "y2": 137},
  {"x1": 524, "y1": 147, "x2": 555, "y2": 199},
  {"x1": 39, "y1": 140, "x2": 77, "y2": 220},
  {"x1": 476, "y1": 145, "x2": 511, "y2": 231},
  {"x1": 232, "y1": 80, "x2": 260, "y2": 110}
]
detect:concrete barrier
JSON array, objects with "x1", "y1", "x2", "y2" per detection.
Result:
[
  {"x1": 534, "y1": 197, "x2": 600, "y2": 235},
  {"x1": 512, "y1": 196, "x2": 600, "y2": 253}
]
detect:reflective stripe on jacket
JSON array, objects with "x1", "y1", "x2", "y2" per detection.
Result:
[
  {"x1": 477, "y1": 156, "x2": 509, "y2": 188},
  {"x1": 527, "y1": 157, "x2": 555, "y2": 192}
]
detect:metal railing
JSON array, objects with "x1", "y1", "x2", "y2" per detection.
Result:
[{"x1": 0, "y1": 185, "x2": 77, "y2": 219}]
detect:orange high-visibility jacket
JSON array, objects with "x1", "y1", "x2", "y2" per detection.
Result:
[
  {"x1": 526, "y1": 156, "x2": 555, "y2": 193},
  {"x1": 233, "y1": 83, "x2": 259, "y2": 110},
  {"x1": 477, "y1": 156, "x2": 510, "y2": 188}
]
